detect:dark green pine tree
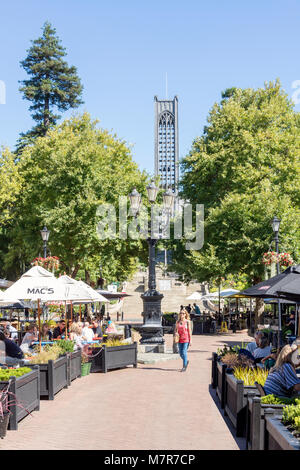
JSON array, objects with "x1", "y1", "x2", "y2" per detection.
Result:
[{"x1": 18, "y1": 22, "x2": 83, "y2": 150}]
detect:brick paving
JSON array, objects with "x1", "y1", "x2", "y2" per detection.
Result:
[{"x1": 0, "y1": 332, "x2": 252, "y2": 450}]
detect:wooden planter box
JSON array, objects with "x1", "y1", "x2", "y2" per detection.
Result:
[
  {"x1": 67, "y1": 350, "x2": 82, "y2": 385},
  {"x1": 0, "y1": 366, "x2": 40, "y2": 431},
  {"x1": 211, "y1": 353, "x2": 218, "y2": 389},
  {"x1": 246, "y1": 396, "x2": 285, "y2": 450},
  {"x1": 265, "y1": 415, "x2": 300, "y2": 450},
  {"x1": 91, "y1": 343, "x2": 137, "y2": 373},
  {"x1": 224, "y1": 373, "x2": 259, "y2": 437},
  {"x1": 216, "y1": 361, "x2": 227, "y2": 409},
  {"x1": 29, "y1": 355, "x2": 68, "y2": 400}
]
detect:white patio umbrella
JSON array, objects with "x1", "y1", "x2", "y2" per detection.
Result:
[
  {"x1": 186, "y1": 291, "x2": 203, "y2": 300},
  {"x1": 0, "y1": 266, "x2": 68, "y2": 350}
]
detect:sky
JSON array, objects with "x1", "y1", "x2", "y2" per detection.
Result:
[{"x1": 1, "y1": 0, "x2": 300, "y2": 175}]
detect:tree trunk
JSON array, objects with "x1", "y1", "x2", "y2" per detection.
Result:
[
  {"x1": 71, "y1": 264, "x2": 80, "y2": 279},
  {"x1": 254, "y1": 298, "x2": 264, "y2": 329},
  {"x1": 85, "y1": 270, "x2": 91, "y2": 285}
]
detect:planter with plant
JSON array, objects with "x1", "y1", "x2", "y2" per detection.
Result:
[
  {"x1": 28, "y1": 345, "x2": 68, "y2": 400},
  {"x1": 224, "y1": 367, "x2": 268, "y2": 437},
  {"x1": 0, "y1": 366, "x2": 40, "y2": 431},
  {"x1": 214, "y1": 344, "x2": 246, "y2": 407},
  {"x1": 246, "y1": 395, "x2": 299, "y2": 450},
  {"x1": 54, "y1": 340, "x2": 81, "y2": 384},
  {"x1": 265, "y1": 402, "x2": 300, "y2": 450},
  {"x1": 90, "y1": 340, "x2": 138, "y2": 373},
  {"x1": 81, "y1": 349, "x2": 92, "y2": 376}
]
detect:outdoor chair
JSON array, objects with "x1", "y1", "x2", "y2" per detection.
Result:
[{"x1": 255, "y1": 381, "x2": 266, "y2": 397}]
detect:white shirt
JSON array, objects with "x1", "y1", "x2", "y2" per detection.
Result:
[
  {"x1": 246, "y1": 342, "x2": 258, "y2": 354},
  {"x1": 253, "y1": 345, "x2": 271, "y2": 359},
  {"x1": 82, "y1": 327, "x2": 94, "y2": 342}
]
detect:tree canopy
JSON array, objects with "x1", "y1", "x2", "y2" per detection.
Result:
[
  {"x1": 174, "y1": 81, "x2": 300, "y2": 286},
  {"x1": 1, "y1": 113, "x2": 148, "y2": 282},
  {"x1": 18, "y1": 21, "x2": 83, "y2": 148}
]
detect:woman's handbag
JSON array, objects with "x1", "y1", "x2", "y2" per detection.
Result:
[{"x1": 174, "y1": 332, "x2": 179, "y2": 343}]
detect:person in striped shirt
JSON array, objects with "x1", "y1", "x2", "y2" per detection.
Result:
[{"x1": 264, "y1": 344, "x2": 300, "y2": 397}]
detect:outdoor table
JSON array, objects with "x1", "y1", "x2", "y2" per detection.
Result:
[{"x1": 32, "y1": 341, "x2": 54, "y2": 346}]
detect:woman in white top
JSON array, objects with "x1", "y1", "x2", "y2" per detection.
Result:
[
  {"x1": 82, "y1": 322, "x2": 95, "y2": 342},
  {"x1": 69, "y1": 323, "x2": 84, "y2": 350},
  {"x1": 21, "y1": 324, "x2": 38, "y2": 347}
]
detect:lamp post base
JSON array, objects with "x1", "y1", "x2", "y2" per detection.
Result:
[{"x1": 139, "y1": 291, "x2": 164, "y2": 345}]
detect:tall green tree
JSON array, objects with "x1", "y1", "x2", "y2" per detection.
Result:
[
  {"x1": 2, "y1": 113, "x2": 148, "y2": 283},
  {"x1": 18, "y1": 21, "x2": 83, "y2": 148},
  {"x1": 174, "y1": 81, "x2": 300, "y2": 324}
]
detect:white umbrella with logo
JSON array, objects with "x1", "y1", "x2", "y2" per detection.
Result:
[{"x1": 0, "y1": 266, "x2": 68, "y2": 350}]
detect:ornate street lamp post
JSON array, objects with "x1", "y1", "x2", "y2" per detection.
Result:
[
  {"x1": 271, "y1": 216, "x2": 281, "y2": 349},
  {"x1": 129, "y1": 184, "x2": 174, "y2": 345},
  {"x1": 40, "y1": 226, "x2": 50, "y2": 259}
]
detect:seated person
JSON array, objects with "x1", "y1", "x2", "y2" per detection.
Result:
[
  {"x1": 4, "y1": 321, "x2": 18, "y2": 341},
  {"x1": 82, "y1": 322, "x2": 94, "y2": 342},
  {"x1": 21, "y1": 324, "x2": 38, "y2": 348},
  {"x1": 105, "y1": 320, "x2": 118, "y2": 334},
  {"x1": 40, "y1": 323, "x2": 53, "y2": 342},
  {"x1": 52, "y1": 320, "x2": 66, "y2": 339},
  {"x1": 92, "y1": 320, "x2": 103, "y2": 339},
  {"x1": 252, "y1": 336, "x2": 271, "y2": 362},
  {"x1": 264, "y1": 344, "x2": 300, "y2": 397},
  {"x1": 261, "y1": 347, "x2": 278, "y2": 370},
  {"x1": 69, "y1": 323, "x2": 84, "y2": 349},
  {"x1": 0, "y1": 330, "x2": 24, "y2": 365},
  {"x1": 246, "y1": 331, "x2": 264, "y2": 354}
]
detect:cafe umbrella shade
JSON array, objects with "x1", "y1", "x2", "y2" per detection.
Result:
[
  {"x1": 0, "y1": 266, "x2": 68, "y2": 350},
  {"x1": 240, "y1": 265, "x2": 300, "y2": 299}
]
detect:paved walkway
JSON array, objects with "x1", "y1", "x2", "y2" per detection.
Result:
[{"x1": 0, "y1": 332, "x2": 252, "y2": 450}]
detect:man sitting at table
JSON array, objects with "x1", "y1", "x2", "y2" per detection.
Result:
[
  {"x1": 0, "y1": 330, "x2": 24, "y2": 365},
  {"x1": 82, "y1": 322, "x2": 95, "y2": 342},
  {"x1": 53, "y1": 320, "x2": 66, "y2": 339}
]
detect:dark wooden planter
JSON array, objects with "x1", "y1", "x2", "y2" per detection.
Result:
[
  {"x1": 216, "y1": 361, "x2": 227, "y2": 409},
  {"x1": 29, "y1": 355, "x2": 68, "y2": 400},
  {"x1": 246, "y1": 396, "x2": 285, "y2": 450},
  {"x1": 265, "y1": 415, "x2": 300, "y2": 450},
  {"x1": 91, "y1": 342, "x2": 137, "y2": 373},
  {"x1": 224, "y1": 373, "x2": 259, "y2": 437},
  {"x1": 0, "y1": 366, "x2": 40, "y2": 431},
  {"x1": 211, "y1": 353, "x2": 218, "y2": 389},
  {"x1": 67, "y1": 350, "x2": 82, "y2": 385}
]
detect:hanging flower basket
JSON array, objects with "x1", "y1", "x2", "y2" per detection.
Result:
[
  {"x1": 31, "y1": 256, "x2": 60, "y2": 271},
  {"x1": 278, "y1": 252, "x2": 294, "y2": 267},
  {"x1": 262, "y1": 252, "x2": 278, "y2": 266}
]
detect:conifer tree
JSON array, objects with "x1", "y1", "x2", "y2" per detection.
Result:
[{"x1": 18, "y1": 21, "x2": 83, "y2": 148}]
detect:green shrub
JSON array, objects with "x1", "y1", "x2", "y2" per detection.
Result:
[
  {"x1": 261, "y1": 395, "x2": 298, "y2": 405},
  {"x1": 54, "y1": 340, "x2": 75, "y2": 354},
  {"x1": 0, "y1": 367, "x2": 32, "y2": 381},
  {"x1": 282, "y1": 403, "x2": 300, "y2": 426}
]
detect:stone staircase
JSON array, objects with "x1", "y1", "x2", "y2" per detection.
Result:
[{"x1": 121, "y1": 269, "x2": 206, "y2": 322}]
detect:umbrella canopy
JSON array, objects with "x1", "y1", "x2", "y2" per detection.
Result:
[
  {"x1": 96, "y1": 289, "x2": 130, "y2": 300},
  {"x1": 240, "y1": 265, "x2": 300, "y2": 299},
  {"x1": 276, "y1": 276, "x2": 300, "y2": 302},
  {"x1": 0, "y1": 266, "x2": 67, "y2": 302},
  {"x1": 0, "y1": 300, "x2": 35, "y2": 309},
  {"x1": 76, "y1": 280, "x2": 108, "y2": 303},
  {"x1": 57, "y1": 275, "x2": 102, "y2": 302},
  {"x1": 186, "y1": 291, "x2": 203, "y2": 300},
  {"x1": 203, "y1": 289, "x2": 240, "y2": 299}
]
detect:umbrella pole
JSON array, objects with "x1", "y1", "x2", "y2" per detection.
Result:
[
  {"x1": 38, "y1": 299, "x2": 42, "y2": 353},
  {"x1": 79, "y1": 304, "x2": 82, "y2": 322},
  {"x1": 65, "y1": 301, "x2": 68, "y2": 339},
  {"x1": 71, "y1": 301, "x2": 73, "y2": 325}
]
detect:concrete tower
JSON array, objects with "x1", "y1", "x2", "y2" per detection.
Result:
[{"x1": 154, "y1": 96, "x2": 179, "y2": 195}]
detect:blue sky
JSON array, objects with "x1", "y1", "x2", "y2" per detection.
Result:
[{"x1": 1, "y1": 0, "x2": 300, "y2": 174}]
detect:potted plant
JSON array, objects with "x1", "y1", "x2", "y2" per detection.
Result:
[
  {"x1": 265, "y1": 401, "x2": 300, "y2": 450},
  {"x1": 0, "y1": 367, "x2": 40, "y2": 431},
  {"x1": 81, "y1": 348, "x2": 92, "y2": 376},
  {"x1": 28, "y1": 345, "x2": 68, "y2": 400}
]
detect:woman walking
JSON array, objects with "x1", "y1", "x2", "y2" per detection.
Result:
[{"x1": 175, "y1": 309, "x2": 192, "y2": 372}]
